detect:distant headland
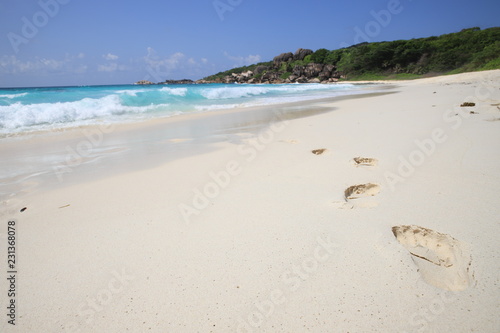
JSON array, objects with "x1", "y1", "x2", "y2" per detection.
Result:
[{"x1": 137, "y1": 27, "x2": 499, "y2": 85}]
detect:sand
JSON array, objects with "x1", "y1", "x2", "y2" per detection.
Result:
[{"x1": 0, "y1": 70, "x2": 499, "y2": 332}]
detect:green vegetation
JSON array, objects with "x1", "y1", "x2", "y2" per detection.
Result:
[
  {"x1": 204, "y1": 61, "x2": 272, "y2": 81},
  {"x1": 280, "y1": 72, "x2": 292, "y2": 80},
  {"x1": 204, "y1": 27, "x2": 500, "y2": 81}
]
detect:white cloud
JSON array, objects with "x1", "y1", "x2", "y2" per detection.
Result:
[
  {"x1": 144, "y1": 48, "x2": 185, "y2": 70},
  {"x1": 0, "y1": 54, "x2": 87, "y2": 75},
  {"x1": 140, "y1": 48, "x2": 216, "y2": 81},
  {"x1": 97, "y1": 62, "x2": 127, "y2": 72},
  {"x1": 103, "y1": 53, "x2": 119, "y2": 61},
  {"x1": 223, "y1": 52, "x2": 261, "y2": 67},
  {"x1": 143, "y1": 48, "x2": 190, "y2": 81},
  {"x1": 99, "y1": 53, "x2": 126, "y2": 72}
]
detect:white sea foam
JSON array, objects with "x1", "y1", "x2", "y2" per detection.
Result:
[
  {"x1": 200, "y1": 86, "x2": 270, "y2": 99},
  {"x1": 0, "y1": 94, "x2": 170, "y2": 133},
  {"x1": 116, "y1": 89, "x2": 147, "y2": 96},
  {"x1": 160, "y1": 87, "x2": 188, "y2": 96},
  {"x1": 198, "y1": 83, "x2": 355, "y2": 100},
  {"x1": 0, "y1": 83, "x2": 374, "y2": 135},
  {"x1": 0, "y1": 92, "x2": 28, "y2": 99}
]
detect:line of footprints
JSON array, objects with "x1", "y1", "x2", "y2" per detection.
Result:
[
  {"x1": 321, "y1": 152, "x2": 381, "y2": 210},
  {"x1": 311, "y1": 149, "x2": 380, "y2": 208},
  {"x1": 344, "y1": 156, "x2": 380, "y2": 208},
  {"x1": 311, "y1": 149, "x2": 473, "y2": 291}
]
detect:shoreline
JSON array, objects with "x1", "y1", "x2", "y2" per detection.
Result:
[
  {"x1": 0, "y1": 82, "x2": 389, "y2": 140},
  {"x1": 0, "y1": 86, "x2": 394, "y2": 202},
  {"x1": 0, "y1": 70, "x2": 499, "y2": 332}
]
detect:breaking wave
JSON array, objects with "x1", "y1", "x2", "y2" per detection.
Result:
[{"x1": 0, "y1": 83, "x2": 368, "y2": 135}]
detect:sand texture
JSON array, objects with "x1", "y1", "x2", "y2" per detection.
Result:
[{"x1": 0, "y1": 70, "x2": 499, "y2": 332}]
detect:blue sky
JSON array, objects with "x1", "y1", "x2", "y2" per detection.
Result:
[{"x1": 0, "y1": 0, "x2": 499, "y2": 87}]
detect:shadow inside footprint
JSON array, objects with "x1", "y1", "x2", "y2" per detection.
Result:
[
  {"x1": 344, "y1": 183, "x2": 380, "y2": 199},
  {"x1": 353, "y1": 157, "x2": 378, "y2": 166},
  {"x1": 312, "y1": 149, "x2": 327, "y2": 155},
  {"x1": 392, "y1": 225, "x2": 473, "y2": 291}
]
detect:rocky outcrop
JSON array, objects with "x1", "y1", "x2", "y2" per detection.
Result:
[
  {"x1": 319, "y1": 64, "x2": 336, "y2": 81},
  {"x1": 135, "y1": 80, "x2": 154, "y2": 85},
  {"x1": 294, "y1": 48, "x2": 313, "y2": 61},
  {"x1": 218, "y1": 71, "x2": 256, "y2": 84},
  {"x1": 136, "y1": 79, "x2": 196, "y2": 85},
  {"x1": 273, "y1": 52, "x2": 293, "y2": 67},
  {"x1": 292, "y1": 65, "x2": 305, "y2": 77},
  {"x1": 261, "y1": 71, "x2": 281, "y2": 83},
  {"x1": 304, "y1": 63, "x2": 324, "y2": 77},
  {"x1": 295, "y1": 76, "x2": 309, "y2": 83},
  {"x1": 201, "y1": 48, "x2": 345, "y2": 84},
  {"x1": 207, "y1": 61, "x2": 342, "y2": 84},
  {"x1": 254, "y1": 65, "x2": 269, "y2": 75},
  {"x1": 162, "y1": 79, "x2": 194, "y2": 84}
]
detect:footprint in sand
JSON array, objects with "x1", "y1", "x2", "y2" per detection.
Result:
[
  {"x1": 332, "y1": 156, "x2": 380, "y2": 209},
  {"x1": 352, "y1": 156, "x2": 378, "y2": 167},
  {"x1": 333, "y1": 183, "x2": 381, "y2": 209},
  {"x1": 312, "y1": 148, "x2": 327, "y2": 155},
  {"x1": 392, "y1": 225, "x2": 473, "y2": 291},
  {"x1": 344, "y1": 183, "x2": 380, "y2": 199}
]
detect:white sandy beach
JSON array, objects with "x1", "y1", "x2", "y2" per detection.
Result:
[{"x1": 1, "y1": 70, "x2": 499, "y2": 332}]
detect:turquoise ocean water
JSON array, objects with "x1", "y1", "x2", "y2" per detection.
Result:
[{"x1": 0, "y1": 83, "x2": 372, "y2": 136}]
